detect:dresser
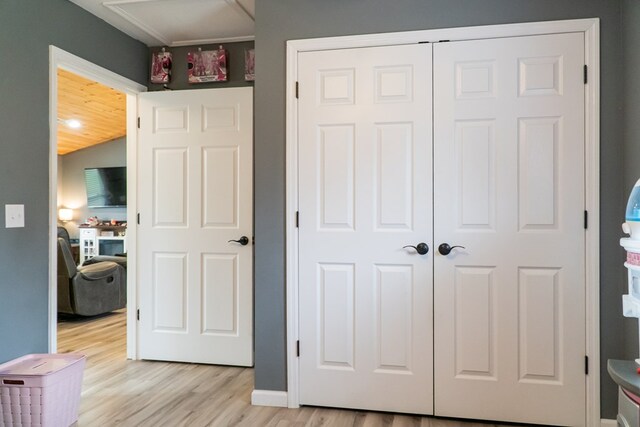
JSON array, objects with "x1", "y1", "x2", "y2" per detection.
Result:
[{"x1": 78, "y1": 225, "x2": 126, "y2": 264}]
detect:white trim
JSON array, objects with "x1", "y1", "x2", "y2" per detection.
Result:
[
  {"x1": 48, "y1": 46, "x2": 146, "y2": 358},
  {"x1": 600, "y1": 419, "x2": 617, "y2": 427},
  {"x1": 584, "y1": 20, "x2": 601, "y2": 427},
  {"x1": 286, "y1": 18, "x2": 599, "y2": 53},
  {"x1": 285, "y1": 18, "x2": 601, "y2": 424},
  {"x1": 170, "y1": 35, "x2": 255, "y2": 47},
  {"x1": 251, "y1": 390, "x2": 289, "y2": 407},
  {"x1": 125, "y1": 94, "x2": 139, "y2": 360},
  {"x1": 285, "y1": 38, "x2": 301, "y2": 409}
]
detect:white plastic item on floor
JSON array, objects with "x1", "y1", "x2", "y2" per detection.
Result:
[{"x1": 0, "y1": 353, "x2": 86, "y2": 427}]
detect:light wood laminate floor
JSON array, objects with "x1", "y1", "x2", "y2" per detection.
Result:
[{"x1": 58, "y1": 311, "x2": 522, "y2": 427}]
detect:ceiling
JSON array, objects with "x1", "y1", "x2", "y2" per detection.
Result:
[
  {"x1": 57, "y1": 69, "x2": 126, "y2": 155},
  {"x1": 68, "y1": 0, "x2": 255, "y2": 47}
]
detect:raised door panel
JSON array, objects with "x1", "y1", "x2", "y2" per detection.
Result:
[
  {"x1": 202, "y1": 254, "x2": 237, "y2": 335},
  {"x1": 375, "y1": 124, "x2": 413, "y2": 230},
  {"x1": 318, "y1": 263, "x2": 355, "y2": 369},
  {"x1": 153, "y1": 252, "x2": 188, "y2": 332},
  {"x1": 318, "y1": 125, "x2": 355, "y2": 230},
  {"x1": 375, "y1": 265, "x2": 413, "y2": 373},
  {"x1": 202, "y1": 147, "x2": 238, "y2": 228},
  {"x1": 153, "y1": 148, "x2": 188, "y2": 227},
  {"x1": 518, "y1": 268, "x2": 561, "y2": 383},
  {"x1": 454, "y1": 267, "x2": 496, "y2": 379}
]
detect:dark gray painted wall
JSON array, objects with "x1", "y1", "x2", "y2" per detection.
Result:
[
  {"x1": 623, "y1": 5, "x2": 640, "y2": 203},
  {"x1": 254, "y1": 0, "x2": 626, "y2": 418},
  {"x1": 0, "y1": 0, "x2": 147, "y2": 363},
  {"x1": 622, "y1": 0, "x2": 640, "y2": 371},
  {"x1": 148, "y1": 41, "x2": 254, "y2": 91}
]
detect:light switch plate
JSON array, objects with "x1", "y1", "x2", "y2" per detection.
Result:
[{"x1": 6, "y1": 204, "x2": 25, "y2": 228}]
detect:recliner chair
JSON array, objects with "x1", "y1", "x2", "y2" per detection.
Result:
[{"x1": 57, "y1": 230, "x2": 126, "y2": 316}]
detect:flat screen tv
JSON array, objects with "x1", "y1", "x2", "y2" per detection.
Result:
[{"x1": 84, "y1": 167, "x2": 127, "y2": 208}]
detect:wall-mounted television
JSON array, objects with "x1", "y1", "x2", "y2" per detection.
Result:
[{"x1": 84, "y1": 167, "x2": 127, "y2": 208}]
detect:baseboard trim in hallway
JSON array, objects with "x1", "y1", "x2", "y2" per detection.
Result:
[{"x1": 251, "y1": 390, "x2": 288, "y2": 407}]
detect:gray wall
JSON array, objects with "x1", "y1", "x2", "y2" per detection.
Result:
[
  {"x1": 623, "y1": 4, "x2": 640, "y2": 205},
  {"x1": 622, "y1": 0, "x2": 640, "y2": 366},
  {"x1": 254, "y1": 0, "x2": 626, "y2": 418},
  {"x1": 59, "y1": 138, "x2": 127, "y2": 240},
  {"x1": 0, "y1": 0, "x2": 147, "y2": 363},
  {"x1": 149, "y1": 41, "x2": 254, "y2": 91}
]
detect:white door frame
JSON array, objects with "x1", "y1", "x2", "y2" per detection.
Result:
[
  {"x1": 48, "y1": 46, "x2": 146, "y2": 359},
  {"x1": 284, "y1": 18, "x2": 600, "y2": 425}
]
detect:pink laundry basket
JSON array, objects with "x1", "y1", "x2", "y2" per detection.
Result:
[{"x1": 0, "y1": 353, "x2": 86, "y2": 427}]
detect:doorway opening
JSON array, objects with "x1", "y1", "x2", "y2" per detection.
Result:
[
  {"x1": 48, "y1": 46, "x2": 146, "y2": 358},
  {"x1": 55, "y1": 68, "x2": 128, "y2": 357}
]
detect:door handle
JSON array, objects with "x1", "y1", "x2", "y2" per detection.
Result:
[
  {"x1": 403, "y1": 243, "x2": 429, "y2": 255},
  {"x1": 438, "y1": 243, "x2": 465, "y2": 255},
  {"x1": 228, "y1": 236, "x2": 249, "y2": 246}
]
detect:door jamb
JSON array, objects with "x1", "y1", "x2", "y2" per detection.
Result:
[
  {"x1": 48, "y1": 46, "x2": 146, "y2": 359},
  {"x1": 284, "y1": 18, "x2": 600, "y2": 425}
]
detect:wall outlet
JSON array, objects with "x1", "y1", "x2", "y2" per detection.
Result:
[{"x1": 5, "y1": 204, "x2": 25, "y2": 228}]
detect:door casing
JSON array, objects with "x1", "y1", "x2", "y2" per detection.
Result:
[{"x1": 283, "y1": 18, "x2": 600, "y2": 425}]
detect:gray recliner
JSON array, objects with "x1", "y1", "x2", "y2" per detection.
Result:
[{"x1": 57, "y1": 234, "x2": 126, "y2": 316}]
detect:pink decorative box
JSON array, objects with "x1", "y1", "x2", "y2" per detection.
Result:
[
  {"x1": 628, "y1": 251, "x2": 640, "y2": 266},
  {"x1": 0, "y1": 353, "x2": 86, "y2": 427}
]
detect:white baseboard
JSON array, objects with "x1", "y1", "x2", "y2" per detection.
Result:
[
  {"x1": 251, "y1": 390, "x2": 288, "y2": 407},
  {"x1": 601, "y1": 419, "x2": 616, "y2": 427}
]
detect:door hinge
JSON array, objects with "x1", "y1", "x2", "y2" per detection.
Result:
[
  {"x1": 137, "y1": 308, "x2": 140, "y2": 321},
  {"x1": 584, "y1": 65, "x2": 588, "y2": 84},
  {"x1": 137, "y1": 213, "x2": 140, "y2": 225},
  {"x1": 295, "y1": 82, "x2": 299, "y2": 99},
  {"x1": 585, "y1": 355, "x2": 589, "y2": 375},
  {"x1": 137, "y1": 117, "x2": 141, "y2": 128},
  {"x1": 584, "y1": 210, "x2": 588, "y2": 229},
  {"x1": 296, "y1": 340, "x2": 300, "y2": 357},
  {"x1": 296, "y1": 211, "x2": 299, "y2": 228}
]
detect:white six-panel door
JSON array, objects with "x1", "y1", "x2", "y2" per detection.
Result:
[
  {"x1": 433, "y1": 32, "x2": 585, "y2": 426},
  {"x1": 138, "y1": 87, "x2": 253, "y2": 366},
  {"x1": 298, "y1": 44, "x2": 434, "y2": 414}
]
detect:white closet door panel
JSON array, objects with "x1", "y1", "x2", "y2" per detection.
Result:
[
  {"x1": 434, "y1": 32, "x2": 585, "y2": 426},
  {"x1": 298, "y1": 43, "x2": 433, "y2": 415}
]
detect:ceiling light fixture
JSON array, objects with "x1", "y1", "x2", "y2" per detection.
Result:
[
  {"x1": 65, "y1": 119, "x2": 82, "y2": 129},
  {"x1": 57, "y1": 118, "x2": 82, "y2": 129}
]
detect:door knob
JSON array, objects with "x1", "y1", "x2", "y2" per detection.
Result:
[
  {"x1": 228, "y1": 236, "x2": 249, "y2": 246},
  {"x1": 403, "y1": 243, "x2": 429, "y2": 255},
  {"x1": 438, "y1": 243, "x2": 465, "y2": 255}
]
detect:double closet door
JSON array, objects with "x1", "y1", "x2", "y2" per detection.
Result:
[{"x1": 297, "y1": 33, "x2": 585, "y2": 426}]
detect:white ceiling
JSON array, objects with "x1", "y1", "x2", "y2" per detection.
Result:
[{"x1": 69, "y1": 0, "x2": 255, "y2": 47}]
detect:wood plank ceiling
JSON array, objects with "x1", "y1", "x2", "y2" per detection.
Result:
[{"x1": 57, "y1": 69, "x2": 126, "y2": 155}]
